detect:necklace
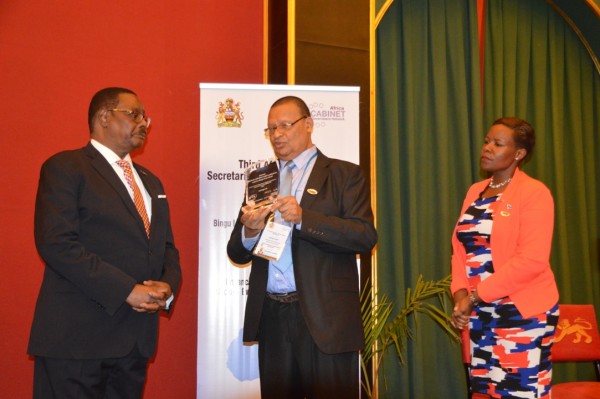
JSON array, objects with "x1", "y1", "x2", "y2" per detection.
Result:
[{"x1": 488, "y1": 176, "x2": 511, "y2": 189}]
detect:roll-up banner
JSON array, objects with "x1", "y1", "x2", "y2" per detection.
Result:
[{"x1": 198, "y1": 83, "x2": 359, "y2": 398}]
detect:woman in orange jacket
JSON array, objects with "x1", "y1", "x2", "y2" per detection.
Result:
[{"x1": 450, "y1": 117, "x2": 559, "y2": 399}]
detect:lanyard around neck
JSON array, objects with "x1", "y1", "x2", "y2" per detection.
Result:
[{"x1": 287, "y1": 151, "x2": 318, "y2": 198}]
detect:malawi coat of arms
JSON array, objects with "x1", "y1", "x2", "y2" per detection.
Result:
[{"x1": 217, "y1": 98, "x2": 243, "y2": 128}]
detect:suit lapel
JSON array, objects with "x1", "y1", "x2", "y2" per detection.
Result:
[
  {"x1": 300, "y1": 151, "x2": 329, "y2": 209},
  {"x1": 84, "y1": 143, "x2": 149, "y2": 238},
  {"x1": 133, "y1": 164, "x2": 154, "y2": 197}
]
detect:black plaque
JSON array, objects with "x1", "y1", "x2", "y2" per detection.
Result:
[{"x1": 245, "y1": 159, "x2": 279, "y2": 209}]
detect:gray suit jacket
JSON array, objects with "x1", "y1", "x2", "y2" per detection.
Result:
[
  {"x1": 227, "y1": 150, "x2": 377, "y2": 354},
  {"x1": 28, "y1": 142, "x2": 181, "y2": 359}
]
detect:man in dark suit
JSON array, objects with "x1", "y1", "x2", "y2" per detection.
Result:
[
  {"x1": 227, "y1": 96, "x2": 377, "y2": 398},
  {"x1": 28, "y1": 87, "x2": 182, "y2": 398}
]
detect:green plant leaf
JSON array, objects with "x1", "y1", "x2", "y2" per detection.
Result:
[{"x1": 360, "y1": 274, "x2": 460, "y2": 398}]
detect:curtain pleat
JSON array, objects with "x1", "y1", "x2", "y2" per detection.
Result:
[
  {"x1": 375, "y1": 1, "x2": 481, "y2": 397},
  {"x1": 483, "y1": 0, "x2": 600, "y2": 384}
]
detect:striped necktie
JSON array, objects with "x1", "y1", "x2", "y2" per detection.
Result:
[{"x1": 116, "y1": 160, "x2": 150, "y2": 237}]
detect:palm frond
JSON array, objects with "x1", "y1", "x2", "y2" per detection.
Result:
[{"x1": 360, "y1": 274, "x2": 460, "y2": 398}]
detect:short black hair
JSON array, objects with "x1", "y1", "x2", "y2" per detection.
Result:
[
  {"x1": 492, "y1": 117, "x2": 535, "y2": 163},
  {"x1": 270, "y1": 96, "x2": 311, "y2": 117},
  {"x1": 88, "y1": 87, "x2": 136, "y2": 132}
]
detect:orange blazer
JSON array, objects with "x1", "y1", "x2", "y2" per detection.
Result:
[{"x1": 451, "y1": 168, "x2": 559, "y2": 318}]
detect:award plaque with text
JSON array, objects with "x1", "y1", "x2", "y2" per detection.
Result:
[{"x1": 245, "y1": 159, "x2": 279, "y2": 209}]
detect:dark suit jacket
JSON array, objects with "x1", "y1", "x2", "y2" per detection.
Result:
[
  {"x1": 227, "y1": 150, "x2": 377, "y2": 354},
  {"x1": 28, "y1": 142, "x2": 181, "y2": 359}
]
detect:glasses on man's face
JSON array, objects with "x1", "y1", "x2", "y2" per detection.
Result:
[
  {"x1": 264, "y1": 115, "x2": 308, "y2": 138},
  {"x1": 111, "y1": 109, "x2": 151, "y2": 127}
]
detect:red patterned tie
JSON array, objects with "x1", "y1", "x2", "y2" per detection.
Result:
[{"x1": 116, "y1": 160, "x2": 150, "y2": 237}]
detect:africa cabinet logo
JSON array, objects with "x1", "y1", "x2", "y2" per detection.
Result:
[
  {"x1": 216, "y1": 98, "x2": 244, "y2": 128},
  {"x1": 308, "y1": 101, "x2": 347, "y2": 129}
]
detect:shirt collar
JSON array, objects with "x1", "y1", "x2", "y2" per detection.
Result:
[
  {"x1": 284, "y1": 145, "x2": 317, "y2": 170},
  {"x1": 90, "y1": 139, "x2": 133, "y2": 165}
]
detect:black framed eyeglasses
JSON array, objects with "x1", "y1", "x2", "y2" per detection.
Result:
[
  {"x1": 264, "y1": 115, "x2": 308, "y2": 138},
  {"x1": 111, "y1": 109, "x2": 151, "y2": 126}
]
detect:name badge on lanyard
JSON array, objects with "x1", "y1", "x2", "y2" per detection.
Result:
[{"x1": 253, "y1": 215, "x2": 292, "y2": 261}]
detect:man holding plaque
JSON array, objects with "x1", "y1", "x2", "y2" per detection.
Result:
[{"x1": 227, "y1": 96, "x2": 377, "y2": 398}]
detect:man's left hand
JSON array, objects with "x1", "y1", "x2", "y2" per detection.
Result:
[{"x1": 272, "y1": 195, "x2": 302, "y2": 224}]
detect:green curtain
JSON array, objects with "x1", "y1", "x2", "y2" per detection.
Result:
[
  {"x1": 483, "y1": 0, "x2": 600, "y2": 384},
  {"x1": 375, "y1": 1, "x2": 481, "y2": 397},
  {"x1": 375, "y1": 0, "x2": 600, "y2": 397}
]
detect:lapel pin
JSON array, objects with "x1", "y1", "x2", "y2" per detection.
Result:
[{"x1": 307, "y1": 188, "x2": 318, "y2": 195}]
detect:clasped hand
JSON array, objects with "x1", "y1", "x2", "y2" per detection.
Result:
[
  {"x1": 126, "y1": 280, "x2": 172, "y2": 313},
  {"x1": 241, "y1": 195, "x2": 302, "y2": 237},
  {"x1": 451, "y1": 295, "x2": 473, "y2": 330}
]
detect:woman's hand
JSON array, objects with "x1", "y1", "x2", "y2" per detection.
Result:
[{"x1": 451, "y1": 289, "x2": 475, "y2": 330}]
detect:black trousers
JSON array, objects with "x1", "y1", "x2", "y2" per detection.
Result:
[
  {"x1": 33, "y1": 347, "x2": 148, "y2": 399},
  {"x1": 257, "y1": 297, "x2": 359, "y2": 399}
]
